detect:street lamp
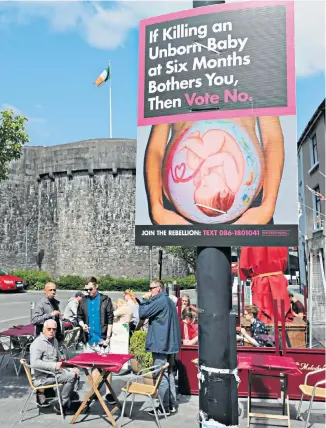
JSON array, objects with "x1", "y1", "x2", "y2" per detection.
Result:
[{"x1": 25, "y1": 222, "x2": 28, "y2": 269}]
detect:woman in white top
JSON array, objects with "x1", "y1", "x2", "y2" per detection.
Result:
[
  {"x1": 123, "y1": 289, "x2": 139, "y2": 329},
  {"x1": 111, "y1": 299, "x2": 132, "y2": 369}
]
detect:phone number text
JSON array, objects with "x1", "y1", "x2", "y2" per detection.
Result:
[{"x1": 203, "y1": 229, "x2": 260, "y2": 237}]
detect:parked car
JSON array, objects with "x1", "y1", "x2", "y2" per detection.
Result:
[{"x1": 0, "y1": 270, "x2": 25, "y2": 291}]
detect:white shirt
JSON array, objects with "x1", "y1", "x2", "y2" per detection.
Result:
[{"x1": 127, "y1": 300, "x2": 139, "y2": 325}]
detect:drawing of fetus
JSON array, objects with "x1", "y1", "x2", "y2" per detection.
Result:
[{"x1": 178, "y1": 129, "x2": 245, "y2": 217}]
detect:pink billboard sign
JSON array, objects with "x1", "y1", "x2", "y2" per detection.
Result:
[{"x1": 137, "y1": 0, "x2": 295, "y2": 126}]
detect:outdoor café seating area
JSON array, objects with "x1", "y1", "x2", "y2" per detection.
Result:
[
  {"x1": 0, "y1": 321, "x2": 177, "y2": 427},
  {"x1": 0, "y1": 323, "x2": 134, "y2": 426},
  {"x1": 0, "y1": 289, "x2": 325, "y2": 428}
]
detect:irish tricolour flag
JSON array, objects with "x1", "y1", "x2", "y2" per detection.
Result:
[{"x1": 94, "y1": 64, "x2": 110, "y2": 87}]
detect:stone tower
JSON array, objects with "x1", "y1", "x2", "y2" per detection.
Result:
[{"x1": 0, "y1": 139, "x2": 188, "y2": 278}]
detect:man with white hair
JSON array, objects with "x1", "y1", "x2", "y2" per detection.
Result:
[{"x1": 30, "y1": 319, "x2": 82, "y2": 415}]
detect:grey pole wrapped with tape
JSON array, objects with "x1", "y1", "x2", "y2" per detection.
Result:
[{"x1": 197, "y1": 247, "x2": 239, "y2": 427}]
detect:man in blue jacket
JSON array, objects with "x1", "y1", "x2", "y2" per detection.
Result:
[{"x1": 139, "y1": 279, "x2": 181, "y2": 417}]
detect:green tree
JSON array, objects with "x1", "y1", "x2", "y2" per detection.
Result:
[
  {"x1": 0, "y1": 108, "x2": 30, "y2": 181},
  {"x1": 165, "y1": 246, "x2": 241, "y2": 273},
  {"x1": 165, "y1": 246, "x2": 197, "y2": 272}
]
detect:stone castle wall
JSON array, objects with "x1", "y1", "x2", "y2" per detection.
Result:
[{"x1": 0, "y1": 139, "x2": 188, "y2": 278}]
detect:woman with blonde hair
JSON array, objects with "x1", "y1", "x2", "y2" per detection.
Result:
[
  {"x1": 113, "y1": 299, "x2": 133, "y2": 324},
  {"x1": 123, "y1": 289, "x2": 139, "y2": 331}
]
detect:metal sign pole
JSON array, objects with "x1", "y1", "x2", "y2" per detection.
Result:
[
  {"x1": 30, "y1": 302, "x2": 35, "y2": 322},
  {"x1": 158, "y1": 249, "x2": 163, "y2": 280},
  {"x1": 149, "y1": 246, "x2": 153, "y2": 282},
  {"x1": 308, "y1": 251, "x2": 313, "y2": 348}
]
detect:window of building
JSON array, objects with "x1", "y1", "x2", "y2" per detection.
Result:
[
  {"x1": 310, "y1": 134, "x2": 318, "y2": 166},
  {"x1": 312, "y1": 185, "x2": 322, "y2": 230}
]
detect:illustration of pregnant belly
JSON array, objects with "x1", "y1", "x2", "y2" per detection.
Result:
[{"x1": 162, "y1": 120, "x2": 262, "y2": 224}]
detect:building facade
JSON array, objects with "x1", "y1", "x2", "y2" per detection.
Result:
[{"x1": 297, "y1": 99, "x2": 325, "y2": 342}]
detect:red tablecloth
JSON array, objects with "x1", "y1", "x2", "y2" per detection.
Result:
[
  {"x1": 0, "y1": 323, "x2": 35, "y2": 337},
  {"x1": 238, "y1": 354, "x2": 302, "y2": 376},
  {"x1": 0, "y1": 321, "x2": 72, "y2": 338},
  {"x1": 63, "y1": 353, "x2": 134, "y2": 373}
]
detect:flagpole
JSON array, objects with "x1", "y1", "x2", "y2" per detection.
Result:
[{"x1": 109, "y1": 61, "x2": 112, "y2": 139}]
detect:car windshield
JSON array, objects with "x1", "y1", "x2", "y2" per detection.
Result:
[{"x1": 0, "y1": 270, "x2": 7, "y2": 275}]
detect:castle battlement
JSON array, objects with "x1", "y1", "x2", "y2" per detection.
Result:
[{"x1": 0, "y1": 138, "x2": 187, "y2": 279}]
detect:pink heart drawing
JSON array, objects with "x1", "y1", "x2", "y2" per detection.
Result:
[{"x1": 174, "y1": 163, "x2": 186, "y2": 181}]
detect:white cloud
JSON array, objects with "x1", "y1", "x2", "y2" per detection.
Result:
[
  {"x1": 0, "y1": 1, "x2": 193, "y2": 49},
  {"x1": 294, "y1": 0, "x2": 325, "y2": 76},
  {"x1": 1, "y1": 103, "x2": 22, "y2": 116},
  {"x1": 0, "y1": 0, "x2": 325, "y2": 77},
  {"x1": 28, "y1": 116, "x2": 47, "y2": 124},
  {"x1": 1, "y1": 103, "x2": 47, "y2": 127}
]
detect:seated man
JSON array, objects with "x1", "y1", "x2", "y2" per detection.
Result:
[
  {"x1": 289, "y1": 293, "x2": 306, "y2": 320},
  {"x1": 181, "y1": 311, "x2": 198, "y2": 346},
  {"x1": 240, "y1": 305, "x2": 269, "y2": 347},
  {"x1": 30, "y1": 319, "x2": 82, "y2": 415}
]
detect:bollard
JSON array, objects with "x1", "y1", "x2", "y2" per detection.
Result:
[{"x1": 30, "y1": 302, "x2": 35, "y2": 322}]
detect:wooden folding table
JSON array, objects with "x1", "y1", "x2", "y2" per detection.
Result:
[
  {"x1": 238, "y1": 354, "x2": 302, "y2": 428},
  {"x1": 63, "y1": 353, "x2": 133, "y2": 426}
]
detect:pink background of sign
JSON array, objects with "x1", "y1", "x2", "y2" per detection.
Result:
[{"x1": 137, "y1": 0, "x2": 296, "y2": 126}]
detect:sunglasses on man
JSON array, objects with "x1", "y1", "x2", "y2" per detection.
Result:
[{"x1": 149, "y1": 285, "x2": 159, "y2": 290}]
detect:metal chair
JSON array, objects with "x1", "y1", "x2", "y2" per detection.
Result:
[
  {"x1": 60, "y1": 327, "x2": 80, "y2": 359},
  {"x1": 296, "y1": 367, "x2": 326, "y2": 428},
  {"x1": 10, "y1": 336, "x2": 34, "y2": 376},
  {"x1": 0, "y1": 341, "x2": 11, "y2": 375},
  {"x1": 19, "y1": 359, "x2": 64, "y2": 422},
  {"x1": 120, "y1": 363, "x2": 169, "y2": 428}
]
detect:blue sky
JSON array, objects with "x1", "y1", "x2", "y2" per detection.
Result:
[{"x1": 0, "y1": 0, "x2": 325, "y2": 146}]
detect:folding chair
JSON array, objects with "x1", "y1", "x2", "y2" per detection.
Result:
[
  {"x1": 0, "y1": 341, "x2": 11, "y2": 375},
  {"x1": 10, "y1": 336, "x2": 34, "y2": 376},
  {"x1": 19, "y1": 359, "x2": 64, "y2": 422},
  {"x1": 60, "y1": 327, "x2": 80, "y2": 359},
  {"x1": 120, "y1": 362, "x2": 169, "y2": 428},
  {"x1": 296, "y1": 367, "x2": 326, "y2": 428}
]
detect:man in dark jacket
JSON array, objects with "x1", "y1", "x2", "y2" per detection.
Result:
[
  {"x1": 32, "y1": 282, "x2": 64, "y2": 343},
  {"x1": 77, "y1": 277, "x2": 115, "y2": 404},
  {"x1": 139, "y1": 280, "x2": 181, "y2": 417}
]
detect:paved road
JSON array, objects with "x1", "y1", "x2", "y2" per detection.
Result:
[
  {"x1": 0, "y1": 289, "x2": 198, "y2": 331},
  {"x1": 0, "y1": 288, "x2": 240, "y2": 332},
  {"x1": 0, "y1": 290, "x2": 147, "y2": 332}
]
